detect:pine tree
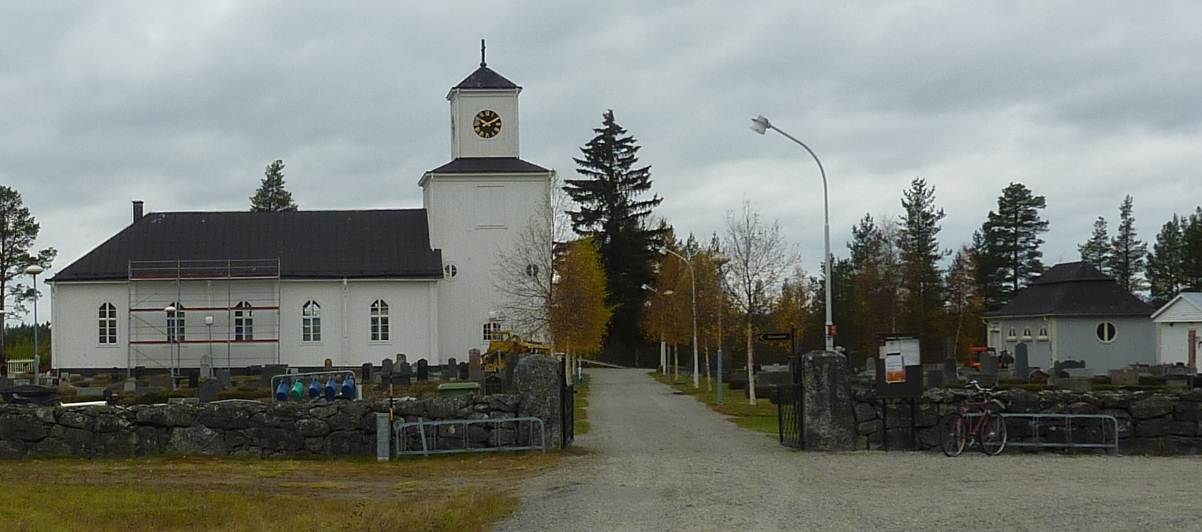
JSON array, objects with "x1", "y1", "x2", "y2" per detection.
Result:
[
  {"x1": 975, "y1": 182, "x2": 1049, "y2": 309},
  {"x1": 250, "y1": 160, "x2": 298, "y2": 212},
  {"x1": 1078, "y1": 216, "x2": 1111, "y2": 273},
  {"x1": 0, "y1": 186, "x2": 56, "y2": 375},
  {"x1": 897, "y1": 178, "x2": 947, "y2": 362},
  {"x1": 1183, "y1": 208, "x2": 1202, "y2": 291},
  {"x1": 846, "y1": 214, "x2": 900, "y2": 358},
  {"x1": 1106, "y1": 195, "x2": 1147, "y2": 292},
  {"x1": 564, "y1": 110, "x2": 665, "y2": 361},
  {"x1": 1146, "y1": 215, "x2": 1185, "y2": 305}
]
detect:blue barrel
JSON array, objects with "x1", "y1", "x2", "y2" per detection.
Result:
[
  {"x1": 324, "y1": 377, "x2": 337, "y2": 401},
  {"x1": 341, "y1": 375, "x2": 356, "y2": 399},
  {"x1": 307, "y1": 378, "x2": 321, "y2": 399},
  {"x1": 274, "y1": 380, "x2": 289, "y2": 401}
]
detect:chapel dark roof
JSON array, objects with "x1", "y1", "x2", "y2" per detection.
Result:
[
  {"x1": 452, "y1": 66, "x2": 519, "y2": 90},
  {"x1": 51, "y1": 210, "x2": 443, "y2": 282},
  {"x1": 426, "y1": 157, "x2": 550, "y2": 174},
  {"x1": 984, "y1": 261, "x2": 1153, "y2": 318}
]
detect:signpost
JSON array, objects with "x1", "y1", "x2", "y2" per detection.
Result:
[{"x1": 759, "y1": 328, "x2": 798, "y2": 357}]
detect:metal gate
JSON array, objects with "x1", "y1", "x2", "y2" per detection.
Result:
[
  {"x1": 777, "y1": 384, "x2": 803, "y2": 449},
  {"x1": 561, "y1": 357, "x2": 575, "y2": 447},
  {"x1": 777, "y1": 355, "x2": 806, "y2": 449}
]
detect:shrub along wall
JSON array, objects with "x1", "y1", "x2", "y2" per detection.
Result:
[
  {"x1": 849, "y1": 386, "x2": 1202, "y2": 455},
  {"x1": 0, "y1": 355, "x2": 567, "y2": 459}
]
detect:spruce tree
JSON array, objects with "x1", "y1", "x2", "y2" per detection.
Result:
[
  {"x1": 1106, "y1": 195, "x2": 1147, "y2": 292},
  {"x1": 1183, "y1": 208, "x2": 1202, "y2": 291},
  {"x1": 897, "y1": 178, "x2": 947, "y2": 361},
  {"x1": 250, "y1": 160, "x2": 298, "y2": 212},
  {"x1": 975, "y1": 182, "x2": 1049, "y2": 309},
  {"x1": 1146, "y1": 215, "x2": 1184, "y2": 305},
  {"x1": 1078, "y1": 216, "x2": 1111, "y2": 273},
  {"x1": 564, "y1": 110, "x2": 665, "y2": 361},
  {"x1": 0, "y1": 186, "x2": 56, "y2": 375}
]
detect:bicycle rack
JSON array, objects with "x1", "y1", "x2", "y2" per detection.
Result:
[
  {"x1": 965, "y1": 412, "x2": 1120, "y2": 453},
  {"x1": 393, "y1": 417, "x2": 547, "y2": 457}
]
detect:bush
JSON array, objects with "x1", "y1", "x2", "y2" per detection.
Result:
[{"x1": 1090, "y1": 375, "x2": 1112, "y2": 385}]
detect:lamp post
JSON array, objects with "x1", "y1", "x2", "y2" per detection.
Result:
[
  {"x1": 751, "y1": 115, "x2": 835, "y2": 352},
  {"x1": 165, "y1": 304, "x2": 177, "y2": 385},
  {"x1": 641, "y1": 283, "x2": 674, "y2": 375},
  {"x1": 712, "y1": 254, "x2": 730, "y2": 404},
  {"x1": 658, "y1": 247, "x2": 699, "y2": 388},
  {"x1": 25, "y1": 265, "x2": 44, "y2": 382}
]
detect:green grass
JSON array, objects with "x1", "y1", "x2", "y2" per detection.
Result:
[
  {"x1": 0, "y1": 454, "x2": 562, "y2": 531},
  {"x1": 651, "y1": 372, "x2": 778, "y2": 437},
  {"x1": 574, "y1": 374, "x2": 592, "y2": 435}
]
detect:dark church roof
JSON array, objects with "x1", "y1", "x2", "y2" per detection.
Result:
[
  {"x1": 51, "y1": 210, "x2": 444, "y2": 282},
  {"x1": 426, "y1": 157, "x2": 549, "y2": 175},
  {"x1": 984, "y1": 261, "x2": 1153, "y2": 318},
  {"x1": 452, "y1": 66, "x2": 519, "y2": 90}
]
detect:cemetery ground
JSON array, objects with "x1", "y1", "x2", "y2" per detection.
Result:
[
  {"x1": 502, "y1": 368, "x2": 1202, "y2": 531},
  {"x1": 0, "y1": 452, "x2": 564, "y2": 531}
]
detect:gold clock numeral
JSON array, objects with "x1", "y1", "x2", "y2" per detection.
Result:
[{"x1": 473, "y1": 110, "x2": 501, "y2": 138}]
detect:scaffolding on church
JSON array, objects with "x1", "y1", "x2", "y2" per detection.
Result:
[{"x1": 127, "y1": 259, "x2": 281, "y2": 376}]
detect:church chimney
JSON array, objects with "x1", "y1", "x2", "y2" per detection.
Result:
[{"x1": 132, "y1": 200, "x2": 144, "y2": 223}]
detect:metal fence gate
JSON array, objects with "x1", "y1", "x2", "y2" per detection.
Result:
[
  {"x1": 561, "y1": 357, "x2": 575, "y2": 447},
  {"x1": 777, "y1": 356, "x2": 805, "y2": 449}
]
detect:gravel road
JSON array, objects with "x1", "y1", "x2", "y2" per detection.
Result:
[{"x1": 499, "y1": 368, "x2": 1202, "y2": 531}]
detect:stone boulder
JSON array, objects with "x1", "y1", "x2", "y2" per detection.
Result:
[{"x1": 1130, "y1": 397, "x2": 1175, "y2": 420}]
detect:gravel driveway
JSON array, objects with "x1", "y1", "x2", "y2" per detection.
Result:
[{"x1": 499, "y1": 368, "x2": 1202, "y2": 531}]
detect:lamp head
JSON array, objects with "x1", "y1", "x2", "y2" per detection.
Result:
[
  {"x1": 655, "y1": 246, "x2": 668, "y2": 256},
  {"x1": 750, "y1": 115, "x2": 771, "y2": 135},
  {"x1": 663, "y1": 290, "x2": 675, "y2": 296},
  {"x1": 24, "y1": 265, "x2": 44, "y2": 275},
  {"x1": 164, "y1": 305, "x2": 177, "y2": 313},
  {"x1": 641, "y1": 283, "x2": 654, "y2": 291}
]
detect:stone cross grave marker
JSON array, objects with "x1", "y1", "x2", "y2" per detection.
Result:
[
  {"x1": 416, "y1": 359, "x2": 429, "y2": 381},
  {"x1": 469, "y1": 349, "x2": 483, "y2": 381}
]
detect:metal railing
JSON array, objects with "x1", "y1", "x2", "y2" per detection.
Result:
[
  {"x1": 6, "y1": 358, "x2": 37, "y2": 376},
  {"x1": 394, "y1": 417, "x2": 546, "y2": 456},
  {"x1": 967, "y1": 412, "x2": 1120, "y2": 452}
]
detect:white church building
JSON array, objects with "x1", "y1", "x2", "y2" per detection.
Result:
[{"x1": 48, "y1": 58, "x2": 553, "y2": 373}]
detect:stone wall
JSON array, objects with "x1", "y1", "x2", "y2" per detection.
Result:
[
  {"x1": 849, "y1": 385, "x2": 1202, "y2": 455},
  {"x1": 0, "y1": 354, "x2": 567, "y2": 459}
]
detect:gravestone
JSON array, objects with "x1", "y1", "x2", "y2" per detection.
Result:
[
  {"x1": 416, "y1": 359, "x2": 429, "y2": 381},
  {"x1": 216, "y1": 369, "x2": 232, "y2": 389},
  {"x1": 1014, "y1": 344, "x2": 1030, "y2": 380},
  {"x1": 199, "y1": 355, "x2": 212, "y2": 380},
  {"x1": 147, "y1": 373, "x2": 172, "y2": 389},
  {"x1": 361, "y1": 362, "x2": 372, "y2": 382},
  {"x1": 980, "y1": 352, "x2": 999, "y2": 377},
  {"x1": 1110, "y1": 367, "x2": 1139, "y2": 386},
  {"x1": 799, "y1": 351, "x2": 856, "y2": 451},
  {"x1": 469, "y1": 349, "x2": 483, "y2": 381},
  {"x1": 398, "y1": 362, "x2": 412, "y2": 386},
  {"x1": 943, "y1": 356, "x2": 958, "y2": 383},
  {"x1": 381, "y1": 358, "x2": 394, "y2": 384},
  {"x1": 186, "y1": 373, "x2": 199, "y2": 389},
  {"x1": 446, "y1": 358, "x2": 457, "y2": 381},
  {"x1": 123, "y1": 378, "x2": 137, "y2": 393},
  {"x1": 198, "y1": 379, "x2": 222, "y2": 402},
  {"x1": 397, "y1": 353, "x2": 407, "y2": 365},
  {"x1": 458, "y1": 362, "x2": 469, "y2": 380}
]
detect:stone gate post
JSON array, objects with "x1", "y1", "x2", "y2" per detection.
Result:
[{"x1": 800, "y1": 350, "x2": 856, "y2": 451}]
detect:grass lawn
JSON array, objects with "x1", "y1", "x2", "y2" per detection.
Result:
[
  {"x1": 0, "y1": 453, "x2": 561, "y2": 531},
  {"x1": 573, "y1": 374, "x2": 592, "y2": 436},
  {"x1": 652, "y1": 371, "x2": 779, "y2": 437}
]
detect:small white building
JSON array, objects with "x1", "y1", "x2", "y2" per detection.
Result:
[
  {"x1": 48, "y1": 58, "x2": 554, "y2": 373},
  {"x1": 1152, "y1": 293, "x2": 1202, "y2": 367}
]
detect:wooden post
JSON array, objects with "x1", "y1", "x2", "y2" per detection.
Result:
[{"x1": 1189, "y1": 329, "x2": 1197, "y2": 369}]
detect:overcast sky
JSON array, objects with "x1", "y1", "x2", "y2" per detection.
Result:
[{"x1": 4, "y1": 1, "x2": 1201, "y2": 306}]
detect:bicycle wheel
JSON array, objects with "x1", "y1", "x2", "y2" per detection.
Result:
[
  {"x1": 941, "y1": 414, "x2": 966, "y2": 457},
  {"x1": 979, "y1": 414, "x2": 1008, "y2": 456}
]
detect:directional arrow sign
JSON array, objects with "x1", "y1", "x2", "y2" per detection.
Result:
[{"x1": 758, "y1": 332, "x2": 793, "y2": 342}]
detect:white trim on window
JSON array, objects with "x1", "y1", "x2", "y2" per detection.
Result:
[
  {"x1": 302, "y1": 300, "x2": 322, "y2": 343},
  {"x1": 370, "y1": 299, "x2": 390, "y2": 342},
  {"x1": 1096, "y1": 321, "x2": 1117, "y2": 344},
  {"x1": 1006, "y1": 327, "x2": 1017, "y2": 341},
  {"x1": 98, "y1": 302, "x2": 118, "y2": 345},
  {"x1": 1037, "y1": 326, "x2": 1049, "y2": 341}
]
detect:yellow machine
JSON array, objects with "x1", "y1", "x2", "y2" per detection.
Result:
[{"x1": 482, "y1": 334, "x2": 550, "y2": 374}]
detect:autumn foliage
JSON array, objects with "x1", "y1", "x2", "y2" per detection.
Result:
[{"x1": 551, "y1": 238, "x2": 612, "y2": 355}]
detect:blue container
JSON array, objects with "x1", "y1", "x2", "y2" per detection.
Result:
[
  {"x1": 324, "y1": 377, "x2": 337, "y2": 401},
  {"x1": 341, "y1": 375, "x2": 356, "y2": 399},
  {"x1": 307, "y1": 378, "x2": 321, "y2": 399},
  {"x1": 274, "y1": 380, "x2": 288, "y2": 401}
]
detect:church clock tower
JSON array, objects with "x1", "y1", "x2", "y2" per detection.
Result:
[{"x1": 421, "y1": 43, "x2": 554, "y2": 362}]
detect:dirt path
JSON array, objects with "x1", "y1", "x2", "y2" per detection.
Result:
[{"x1": 499, "y1": 368, "x2": 1202, "y2": 531}]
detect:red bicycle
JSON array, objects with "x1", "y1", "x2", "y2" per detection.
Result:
[{"x1": 941, "y1": 380, "x2": 1008, "y2": 457}]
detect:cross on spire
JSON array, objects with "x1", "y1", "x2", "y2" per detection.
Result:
[{"x1": 480, "y1": 39, "x2": 486, "y2": 67}]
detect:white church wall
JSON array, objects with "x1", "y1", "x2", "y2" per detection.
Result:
[
  {"x1": 424, "y1": 174, "x2": 550, "y2": 362},
  {"x1": 50, "y1": 282, "x2": 129, "y2": 370}
]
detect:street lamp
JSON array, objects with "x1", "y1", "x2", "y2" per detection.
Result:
[
  {"x1": 751, "y1": 115, "x2": 835, "y2": 352},
  {"x1": 24, "y1": 265, "x2": 44, "y2": 383},
  {"x1": 658, "y1": 247, "x2": 700, "y2": 388},
  {"x1": 164, "y1": 304, "x2": 177, "y2": 385},
  {"x1": 642, "y1": 284, "x2": 674, "y2": 374},
  {"x1": 712, "y1": 254, "x2": 730, "y2": 404}
]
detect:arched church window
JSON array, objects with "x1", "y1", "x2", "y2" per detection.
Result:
[
  {"x1": 371, "y1": 300, "x2": 390, "y2": 342},
  {"x1": 98, "y1": 303, "x2": 117, "y2": 344},
  {"x1": 234, "y1": 301, "x2": 254, "y2": 341},
  {"x1": 166, "y1": 303, "x2": 185, "y2": 342},
  {"x1": 302, "y1": 301, "x2": 321, "y2": 342}
]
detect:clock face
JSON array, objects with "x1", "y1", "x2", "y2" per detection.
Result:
[{"x1": 473, "y1": 109, "x2": 501, "y2": 138}]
